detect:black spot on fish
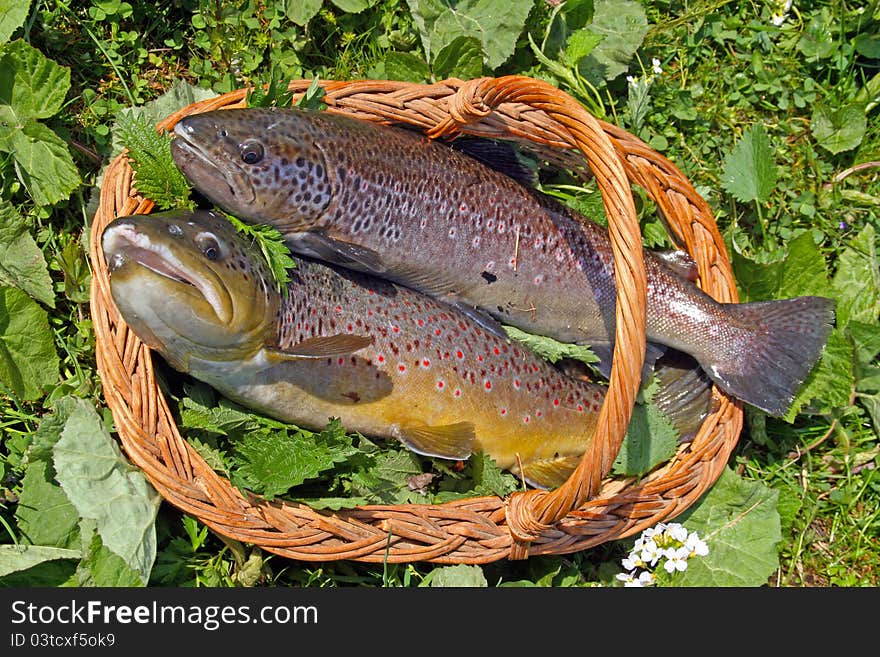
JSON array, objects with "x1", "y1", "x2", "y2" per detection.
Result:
[{"x1": 481, "y1": 271, "x2": 498, "y2": 284}]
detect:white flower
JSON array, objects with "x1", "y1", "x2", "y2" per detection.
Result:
[
  {"x1": 642, "y1": 523, "x2": 665, "y2": 539},
  {"x1": 617, "y1": 570, "x2": 655, "y2": 587},
  {"x1": 626, "y1": 75, "x2": 637, "y2": 86},
  {"x1": 665, "y1": 522, "x2": 688, "y2": 543},
  {"x1": 685, "y1": 532, "x2": 709, "y2": 557},
  {"x1": 663, "y1": 547, "x2": 691, "y2": 573},
  {"x1": 639, "y1": 538, "x2": 663, "y2": 567},
  {"x1": 637, "y1": 571, "x2": 655, "y2": 586},
  {"x1": 770, "y1": 0, "x2": 793, "y2": 25},
  {"x1": 651, "y1": 58, "x2": 663, "y2": 75},
  {"x1": 622, "y1": 552, "x2": 644, "y2": 571}
]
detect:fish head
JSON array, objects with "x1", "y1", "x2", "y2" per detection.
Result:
[
  {"x1": 170, "y1": 108, "x2": 332, "y2": 231},
  {"x1": 101, "y1": 209, "x2": 280, "y2": 369}
]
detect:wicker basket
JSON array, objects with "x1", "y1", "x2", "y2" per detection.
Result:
[{"x1": 88, "y1": 76, "x2": 744, "y2": 564}]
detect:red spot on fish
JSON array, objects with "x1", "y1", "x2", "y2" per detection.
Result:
[
  {"x1": 493, "y1": 347, "x2": 500, "y2": 355},
  {"x1": 500, "y1": 408, "x2": 507, "y2": 416},
  {"x1": 368, "y1": 289, "x2": 375, "y2": 295},
  {"x1": 304, "y1": 323, "x2": 310, "y2": 331},
  {"x1": 422, "y1": 359, "x2": 431, "y2": 368},
  {"x1": 436, "y1": 380, "x2": 444, "y2": 389},
  {"x1": 514, "y1": 379, "x2": 520, "y2": 389},
  {"x1": 456, "y1": 350, "x2": 464, "y2": 359},
  {"x1": 337, "y1": 358, "x2": 344, "y2": 365},
  {"x1": 417, "y1": 318, "x2": 425, "y2": 327},
  {"x1": 392, "y1": 325, "x2": 400, "y2": 333},
  {"x1": 398, "y1": 364, "x2": 407, "y2": 373},
  {"x1": 435, "y1": 328, "x2": 441, "y2": 336},
  {"x1": 553, "y1": 399, "x2": 560, "y2": 407},
  {"x1": 377, "y1": 355, "x2": 385, "y2": 363},
  {"x1": 536, "y1": 411, "x2": 543, "y2": 418},
  {"x1": 577, "y1": 404, "x2": 584, "y2": 413},
  {"x1": 347, "y1": 324, "x2": 353, "y2": 332},
  {"x1": 454, "y1": 389, "x2": 461, "y2": 397},
  {"x1": 524, "y1": 415, "x2": 530, "y2": 424},
  {"x1": 484, "y1": 380, "x2": 492, "y2": 391},
  {"x1": 335, "y1": 305, "x2": 342, "y2": 313},
  {"x1": 477, "y1": 355, "x2": 484, "y2": 362}
]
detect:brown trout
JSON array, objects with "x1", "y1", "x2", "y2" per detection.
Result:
[
  {"x1": 170, "y1": 107, "x2": 835, "y2": 417},
  {"x1": 102, "y1": 209, "x2": 710, "y2": 489}
]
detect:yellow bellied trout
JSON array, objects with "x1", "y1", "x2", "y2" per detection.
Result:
[
  {"x1": 102, "y1": 209, "x2": 709, "y2": 489},
  {"x1": 170, "y1": 107, "x2": 835, "y2": 417}
]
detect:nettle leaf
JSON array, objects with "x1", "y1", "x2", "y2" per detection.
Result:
[
  {"x1": 832, "y1": 223, "x2": 879, "y2": 327},
  {"x1": 503, "y1": 325, "x2": 599, "y2": 365},
  {"x1": 0, "y1": 0, "x2": 30, "y2": 44},
  {"x1": 345, "y1": 448, "x2": 427, "y2": 504},
  {"x1": 231, "y1": 422, "x2": 358, "y2": 499},
  {"x1": 115, "y1": 111, "x2": 194, "y2": 210},
  {"x1": 667, "y1": 467, "x2": 781, "y2": 587},
  {"x1": 811, "y1": 103, "x2": 867, "y2": 154},
  {"x1": 433, "y1": 35, "x2": 484, "y2": 80},
  {"x1": 0, "y1": 284, "x2": 59, "y2": 400},
  {"x1": 434, "y1": 451, "x2": 520, "y2": 501},
  {"x1": 580, "y1": 0, "x2": 648, "y2": 83},
  {"x1": 0, "y1": 199, "x2": 54, "y2": 307},
  {"x1": 611, "y1": 400, "x2": 680, "y2": 477},
  {"x1": 224, "y1": 213, "x2": 296, "y2": 294},
  {"x1": 0, "y1": 39, "x2": 70, "y2": 120},
  {"x1": 405, "y1": 0, "x2": 533, "y2": 69},
  {"x1": 720, "y1": 124, "x2": 777, "y2": 204},
  {"x1": 52, "y1": 399, "x2": 161, "y2": 584},
  {"x1": 786, "y1": 327, "x2": 853, "y2": 420}
]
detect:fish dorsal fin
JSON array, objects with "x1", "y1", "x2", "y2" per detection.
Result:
[
  {"x1": 393, "y1": 421, "x2": 475, "y2": 460},
  {"x1": 520, "y1": 455, "x2": 583, "y2": 490},
  {"x1": 290, "y1": 231, "x2": 387, "y2": 273},
  {"x1": 267, "y1": 333, "x2": 373, "y2": 362},
  {"x1": 447, "y1": 137, "x2": 540, "y2": 188},
  {"x1": 653, "y1": 249, "x2": 699, "y2": 283}
]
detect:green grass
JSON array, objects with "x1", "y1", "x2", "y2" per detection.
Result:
[{"x1": 0, "y1": 0, "x2": 878, "y2": 587}]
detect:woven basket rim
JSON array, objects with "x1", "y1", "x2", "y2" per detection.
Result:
[{"x1": 88, "y1": 75, "x2": 743, "y2": 564}]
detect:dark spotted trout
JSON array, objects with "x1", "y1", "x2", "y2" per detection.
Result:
[
  {"x1": 102, "y1": 209, "x2": 708, "y2": 489},
  {"x1": 170, "y1": 108, "x2": 835, "y2": 417}
]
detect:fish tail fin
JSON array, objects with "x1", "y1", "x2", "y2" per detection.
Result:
[
  {"x1": 700, "y1": 296, "x2": 835, "y2": 416},
  {"x1": 651, "y1": 351, "x2": 715, "y2": 442}
]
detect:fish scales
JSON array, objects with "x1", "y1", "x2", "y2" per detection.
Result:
[
  {"x1": 171, "y1": 108, "x2": 836, "y2": 417},
  {"x1": 103, "y1": 210, "x2": 628, "y2": 489}
]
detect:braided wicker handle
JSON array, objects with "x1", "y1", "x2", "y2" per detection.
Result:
[{"x1": 89, "y1": 76, "x2": 743, "y2": 563}]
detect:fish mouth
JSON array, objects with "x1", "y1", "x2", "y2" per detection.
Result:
[
  {"x1": 102, "y1": 220, "x2": 234, "y2": 325},
  {"x1": 171, "y1": 120, "x2": 256, "y2": 206}
]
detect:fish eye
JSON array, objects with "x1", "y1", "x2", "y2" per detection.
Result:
[
  {"x1": 196, "y1": 232, "x2": 221, "y2": 260},
  {"x1": 240, "y1": 140, "x2": 264, "y2": 165}
]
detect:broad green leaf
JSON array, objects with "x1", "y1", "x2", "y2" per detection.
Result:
[
  {"x1": 433, "y1": 35, "x2": 484, "y2": 80},
  {"x1": 15, "y1": 459, "x2": 81, "y2": 549},
  {"x1": 405, "y1": 0, "x2": 533, "y2": 69},
  {"x1": 580, "y1": 0, "x2": 648, "y2": 83},
  {"x1": 811, "y1": 104, "x2": 867, "y2": 154},
  {"x1": 331, "y1": 0, "x2": 377, "y2": 12},
  {"x1": 0, "y1": 199, "x2": 54, "y2": 307},
  {"x1": 0, "y1": 0, "x2": 30, "y2": 44},
  {"x1": 832, "y1": 223, "x2": 879, "y2": 327},
  {"x1": 0, "y1": 544, "x2": 81, "y2": 578},
  {"x1": 384, "y1": 51, "x2": 431, "y2": 82},
  {"x1": 611, "y1": 401, "x2": 680, "y2": 477},
  {"x1": 425, "y1": 564, "x2": 488, "y2": 587},
  {"x1": 848, "y1": 321, "x2": 880, "y2": 384},
  {"x1": 8, "y1": 120, "x2": 81, "y2": 206},
  {"x1": 667, "y1": 467, "x2": 781, "y2": 587},
  {"x1": 0, "y1": 284, "x2": 59, "y2": 400},
  {"x1": 720, "y1": 124, "x2": 776, "y2": 204},
  {"x1": 284, "y1": 0, "x2": 323, "y2": 25},
  {"x1": 52, "y1": 399, "x2": 161, "y2": 584},
  {"x1": 0, "y1": 39, "x2": 70, "y2": 119},
  {"x1": 434, "y1": 451, "x2": 520, "y2": 501},
  {"x1": 786, "y1": 328, "x2": 853, "y2": 420},
  {"x1": 854, "y1": 33, "x2": 880, "y2": 58},
  {"x1": 76, "y1": 528, "x2": 145, "y2": 587},
  {"x1": 796, "y1": 10, "x2": 837, "y2": 61}
]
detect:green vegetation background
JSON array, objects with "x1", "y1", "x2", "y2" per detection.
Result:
[{"x1": 0, "y1": 0, "x2": 878, "y2": 587}]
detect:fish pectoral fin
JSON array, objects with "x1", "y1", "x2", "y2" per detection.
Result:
[
  {"x1": 394, "y1": 421, "x2": 475, "y2": 460},
  {"x1": 590, "y1": 341, "x2": 666, "y2": 385},
  {"x1": 520, "y1": 455, "x2": 583, "y2": 490},
  {"x1": 268, "y1": 333, "x2": 373, "y2": 361},
  {"x1": 294, "y1": 231, "x2": 386, "y2": 273}
]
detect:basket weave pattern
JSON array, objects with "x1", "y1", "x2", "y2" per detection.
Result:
[{"x1": 88, "y1": 76, "x2": 743, "y2": 563}]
